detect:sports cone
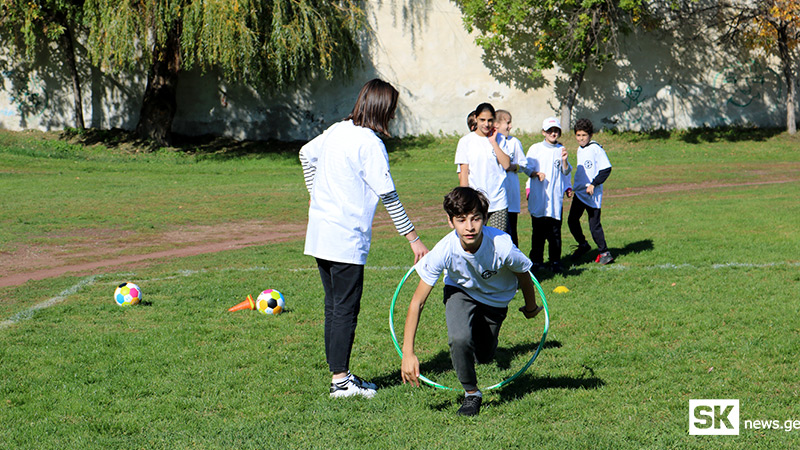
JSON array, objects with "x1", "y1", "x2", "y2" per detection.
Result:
[{"x1": 228, "y1": 294, "x2": 256, "y2": 312}]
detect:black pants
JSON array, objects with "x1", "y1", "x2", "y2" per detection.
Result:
[
  {"x1": 567, "y1": 197, "x2": 608, "y2": 254},
  {"x1": 508, "y1": 212, "x2": 519, "y2": 247},
  {"x1": 530, "y1": 216, "x2": 563, "y2": 264},
  {"x1": 316, "y1": 258, "x2": 364, "y2": 374}
]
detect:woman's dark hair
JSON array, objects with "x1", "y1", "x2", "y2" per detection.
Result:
[
  {"x1": 443, "y1": 187, "x2": 489, "y2": 220},
  {"x1": 574, "y1": 118, "x2": 594, "y2": 135},
  {"x1": 474, "y1": 102, "x2": 495, "y2": 118},
  {"x1": 347, "y1": 79, "x2": 399, "y2": 136}
]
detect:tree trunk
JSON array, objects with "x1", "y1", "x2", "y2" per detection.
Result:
[
  {"x1": 136, "y1": 25, "x2": 181, "y2": 146},
  {"x1": 777, "y1": 25, "x2": 796, "y2": 134},
  {"x1": 560, "y1": 69, "x2": 585, "y2": 133},
  {"x1": 560, "y1": 32, "x2": 594, "y2": 132},
  {"x1": 58, "y1": 17, "x2": 84, "y2": 130}
]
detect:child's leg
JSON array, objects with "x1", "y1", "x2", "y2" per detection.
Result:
[
  {"x1": 316, "y1": 258, "x2": 364, "y2": 375},
  {"x1": 508, "y1": 212, "x2": 519, "y2": 247},
  {"x1": 585, "y1": 206, "x2": 609, "y2": 253},
  {"x1": 529, "y1": 215, "x2": 546, "y2": 264},
  {"x1": 567, "y1": 197, "x2": 588, "y2": 244},
  {"x1": 487, "y1": 208, "x2": 508, "y2": 232},
  {"x1": 444, "y1": 286, "x2": 481, "y2": 392},
  {"x1": 473, "y1": 302, "x2": 508, "y2": 364},
  {"x1": 547, "y1": 217, "x2": 563, "y2": 263}
]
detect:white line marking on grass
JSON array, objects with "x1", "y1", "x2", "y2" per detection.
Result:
[{"x1": 0, "y1": 276, "x2": 98, "y2": 330}]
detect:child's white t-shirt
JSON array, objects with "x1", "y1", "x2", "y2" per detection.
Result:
[
  {"x1": 414, "y1": 226, "x2": 532, "y2": 308},
  {"x1": 525, "y1": 140, "x2": 572, "y2": 220},
  {"x1": 501, "y1": 135, "x2": 527, "y2": 214},
  {"x1": 454, "y1": 133, "x2": 508, "y2": 212},
  {"x1": 302, "y1": 120, "x2": 397, "y2": 265},
  {"x1": 573, "y1": 141, "x2": 611, "y2": 209}
]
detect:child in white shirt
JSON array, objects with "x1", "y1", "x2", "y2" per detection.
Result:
[
  {"x1": 568, "y1": 118, "x2": 613, "y2": 265},
  {"x1": 400, "y1": 187, "x2": 542, "y2": 416},
  {"x1": 454, "y1": 103, "x2": 513, "y2": 232},
  {"x1": 300, "y1": 79, "x2": 428, "y2": 399},
  {"x1": 495, "y1": 109, "x2": 528, "y2": 246},
  {"x1": 525, "y1": 117, "x2": 573, "y2": 273}
]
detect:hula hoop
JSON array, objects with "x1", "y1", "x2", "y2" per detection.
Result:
[{"x1": 389, "y1": 266, "x2": 550, "y2": 391}]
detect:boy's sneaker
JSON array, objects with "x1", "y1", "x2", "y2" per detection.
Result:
[
  {"x1": 457, "y1": 395, "x2": 482, "y2": 416},
  {"x1": 596, "y1": 252, "x2": 614, "y2": 265},
  {"x1": 349, "y1": 373, "x2": 377, "y2": 390},
  {"x1": 330, "y1": 376, "x2": 376, "y2": 399},
  {"x1": 549, "y1": 261, "x2": 564, "y2": 274},
  {"x1": 571, "y1": 242, "x2": 591, "y2": 259}
]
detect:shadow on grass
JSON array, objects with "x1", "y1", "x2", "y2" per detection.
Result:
[
  {"x1": 59, "y1": 127, "x2": 305, "y2": 161},
  {"x1": 494, "y1": 368, "x2": 606, "y2": 402},
  {"x1": 567, "y1": 238, "x2": 655, "y2": 270},
  {"x1": 605, "y1": 126, "x2": 785, "y2": 143},
  {"x1": 372, "y1": 340, "x2": 562, "y2": 389}
]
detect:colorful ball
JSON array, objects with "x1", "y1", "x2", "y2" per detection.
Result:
[
  {"x1": 114, "y1": 282, "x2": 142, "y2": 307},
  {"x1": 256, "y1": 289, "x2": 285, "y2": 315}
]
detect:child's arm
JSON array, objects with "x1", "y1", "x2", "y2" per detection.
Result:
[
  {"x1": 298, "y1": 145, "x2": 318, "y2": 195},
  {"x1": 488, "y1": 129, "x2": 512, "y2": 170},
  {"x1": 514, "y1": 272, "x2": 543, "y2": 319},
  {"x1": 458, "y1": 164, "x2": 470, "y2": 187},
  {"x1": 587, "y1": 167, "x2": 612, "y2": 195},
  {"x1": 560, "y1": 147, "x2": 572, "y2": 175},
  {"x1": 401, "y1": 280, "x2": 435, "y2": 387}
]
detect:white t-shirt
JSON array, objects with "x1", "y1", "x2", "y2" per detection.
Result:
[
  {"x1": 415, "y1": 226, "x2": 532, "y2": 308},
  {"x1": 302, "y1": 120, "x2": 396, "y2": 265},
  {"x1": 501, "y1": 135, "x2": 527, "y2": 214},
  {"x1": 573, "y1": 141, "x2": 611, "y2": 208},
  {"x1": 454, "y1": 133, "x2": 508, "y2": 212},
  {"x1": 525, "y1": 140, "x2": 572, "y2": 219}
]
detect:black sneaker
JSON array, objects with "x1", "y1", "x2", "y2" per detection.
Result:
[
  {"x1": 457, "y1": 395, "x2": 482, "y2": 416},
  {"x1": 549, "y1": 261, "x2": 564, "y2": 274},
  {"x1": 596, "y1": 251, "x2": 614, "y2": 265},
  {"x1": 571, "y1": 242, "x2": 591, "y2": 259}
]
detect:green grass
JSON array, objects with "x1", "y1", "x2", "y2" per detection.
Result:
[{"x1": 1, "y1": 128, "x2": 800, "y2": 449}]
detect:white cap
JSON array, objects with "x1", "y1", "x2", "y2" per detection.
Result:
[{"x1": 542, "y1": 117, "x2": 561, "y2": 131}]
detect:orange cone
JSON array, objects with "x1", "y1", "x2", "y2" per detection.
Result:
[{"x1": 228, "y1": 294, "x2": 256, "y2": 312}]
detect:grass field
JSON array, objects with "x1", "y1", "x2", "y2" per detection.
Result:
[{"x1": 1, "y1": 128, "x2": 800, "y2": 449}]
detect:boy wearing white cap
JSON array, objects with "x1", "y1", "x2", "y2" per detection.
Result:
[{"x1": 524, "y1": 117, "x2": 573, "y2": 273}]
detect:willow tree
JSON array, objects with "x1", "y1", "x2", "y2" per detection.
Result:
[
  {"x1": 83, "y1": 0, "x2": 364, "y2": 145},
  {"x1": 0, "y1": 0, "x2": 85, "y2": 129},
  {"x1": 453, "y1": 0, "x2": 653, "y2": 129}
]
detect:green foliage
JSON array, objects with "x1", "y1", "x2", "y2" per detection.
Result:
[
  {"x1": 452, "y1": 0, "x2": 650, "y2": 87},
  {"x1": 0, "y1": 0, "x2": 81, "y2": 59},
  {"x1": 82, "y1": 0, "x2": 364, "y2": 87}
]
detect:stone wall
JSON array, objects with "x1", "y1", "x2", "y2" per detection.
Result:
[{"x1": 0, "y1": 0, "x2": 791, "y2": 140}]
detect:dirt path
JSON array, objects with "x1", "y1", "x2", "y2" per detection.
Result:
[{"x1": 1, "y1": 175, "x2": 797, "y2": 288}]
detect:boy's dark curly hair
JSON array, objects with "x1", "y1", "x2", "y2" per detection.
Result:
[
  {"x1": 443, "y1": 187, "x2": 489, "y2": 220},
  {"x1": 574, "y1": 118, "x2": 594, "y2": 135}
]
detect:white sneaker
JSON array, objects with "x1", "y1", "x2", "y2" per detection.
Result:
[
  {"x1": 349, "y1": 373, "x2": 377, "y2": 390},
  {"x1": 330, "y1": 376, "x2": 376, "y2": 399}
]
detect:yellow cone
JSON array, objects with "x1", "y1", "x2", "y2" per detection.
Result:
[{"x1": 553, "y1": 286, "x2": 570, "y2": 294}]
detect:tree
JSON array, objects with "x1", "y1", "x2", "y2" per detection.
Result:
[
  {"x1": 667, "y1": 0, "x2": 800, "y2": 133},
  {"x1": 725, "y1": 1, "x2": 800, "y2": 134},
  {"x1": 453, "y1": 0, "x2": 652, "y2": 129},
  {"x1": 83, "y1": 0, "x2": 364, "y2": 146},
  {"x1": 0, "y1": 0, "x2": 86, "y2": 129}
]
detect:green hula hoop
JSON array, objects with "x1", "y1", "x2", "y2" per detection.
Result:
[{"x1": 389, "y1": 266, "x2": 550, "y2": 391}]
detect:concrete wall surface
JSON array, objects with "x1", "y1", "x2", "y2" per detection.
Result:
[{"x1": 0, "y1": 0, "x2": 793, "y2": 140}]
